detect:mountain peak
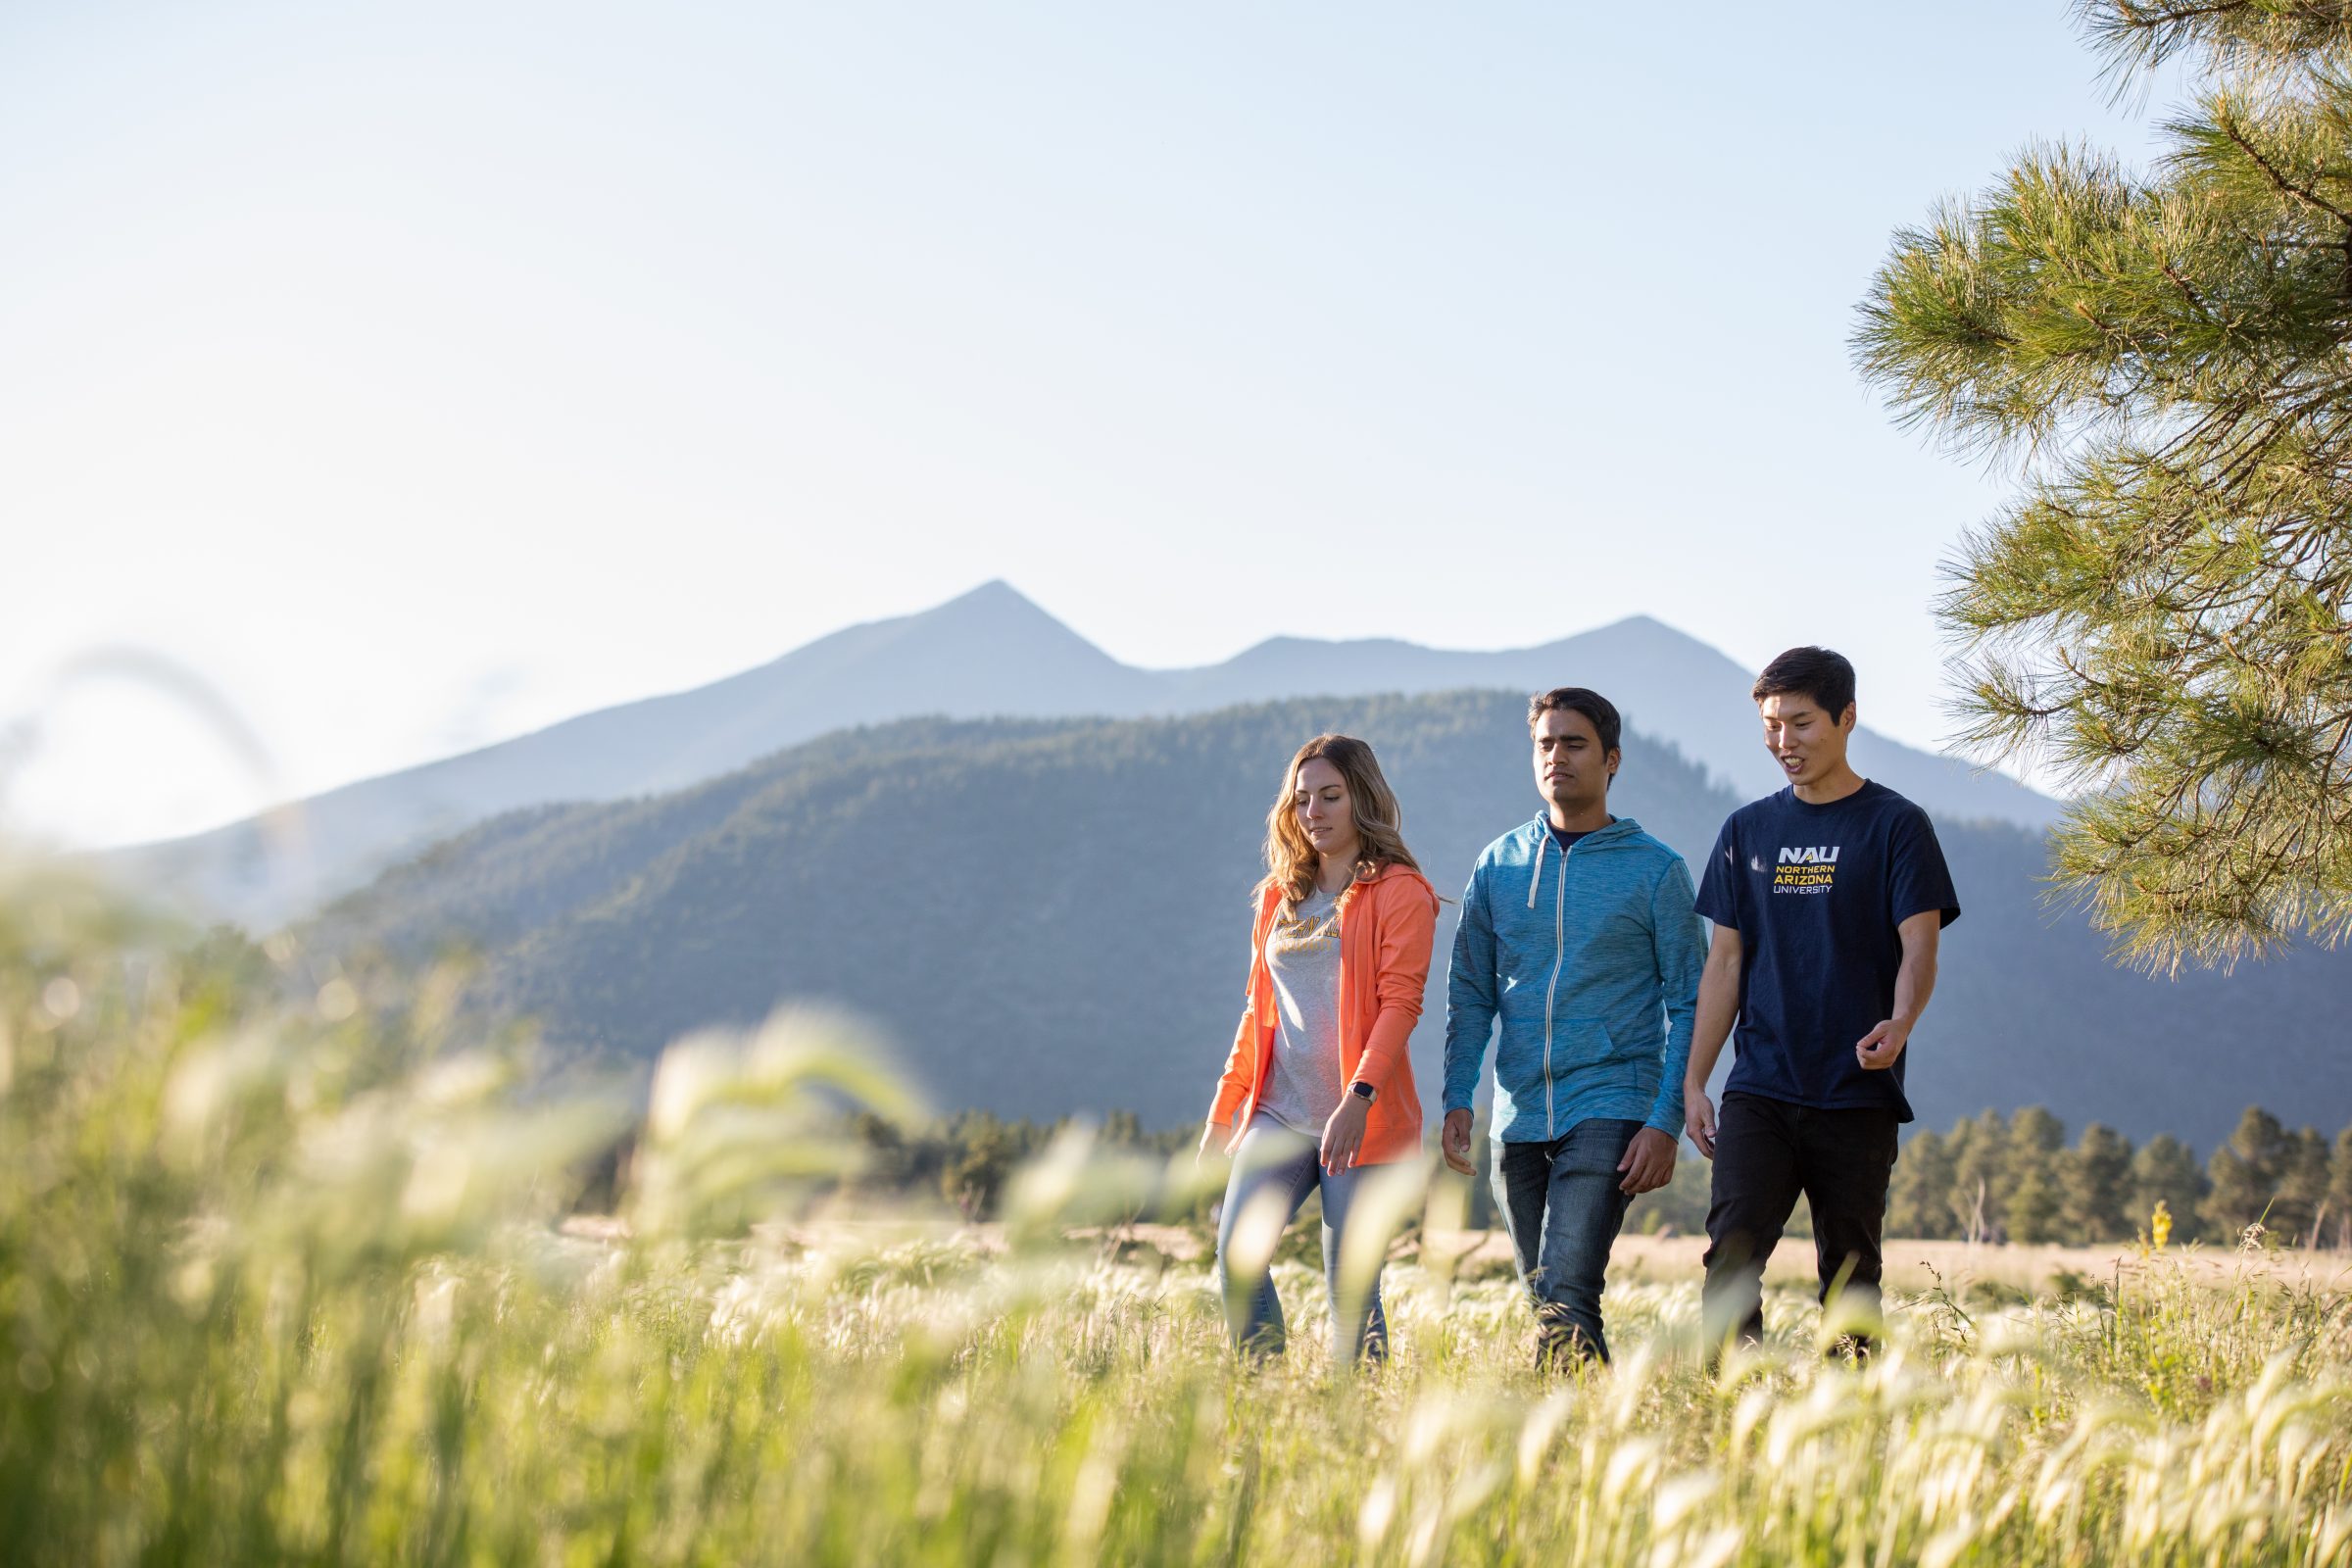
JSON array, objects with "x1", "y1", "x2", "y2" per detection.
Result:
[
  {"x1": 943, "y1": 577, "x2": 1029, "y2": 610},
  {"x1": 898, "y1": 577, "x2": 1112, "y2": 651},
  {"x1": 909, "y1": 578, "x2": 1078, "y2": 634},
  {"x1": 1597, "y1": 612, "x2": 1679, "y2": 639}
]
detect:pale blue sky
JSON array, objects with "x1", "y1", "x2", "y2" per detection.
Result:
[{"x1": 3, "y1": 2, "x2": 2185, "y2": 848}]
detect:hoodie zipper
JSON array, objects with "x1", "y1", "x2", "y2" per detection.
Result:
[{"x1": 1540, "y1": 834, "x2": 1572, "y2": 1139}]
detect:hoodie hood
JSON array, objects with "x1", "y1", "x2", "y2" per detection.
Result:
[{"x1": 1522, "y1": 814, "x2": 1652, "y2": 909}]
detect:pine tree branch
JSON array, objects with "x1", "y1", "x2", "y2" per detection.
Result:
[{"x1": 2216, "y1": 112, "x2": 2352, "y2": 229}]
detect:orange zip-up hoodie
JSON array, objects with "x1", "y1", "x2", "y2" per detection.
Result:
[{"x1": 1206, "y1": 860, "x2": 1437, "y2": 1163}]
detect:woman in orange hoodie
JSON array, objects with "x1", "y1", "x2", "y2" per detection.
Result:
[{"x1": 1199, "y1": 733, "x2": 1437, "y2": 1363}]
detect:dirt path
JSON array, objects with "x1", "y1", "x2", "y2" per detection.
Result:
[
  {"x1": 1427, "y1": 1230, "x2": 2352, "y2": 1295},
  {"x1": 565, "y1": 1215, "x2": 2352, "y2": 1296}
]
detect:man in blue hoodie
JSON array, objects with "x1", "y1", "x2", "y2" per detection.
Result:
[{"x1": 1443, "y1": 687, "x2": 1707, "y2": 1366}]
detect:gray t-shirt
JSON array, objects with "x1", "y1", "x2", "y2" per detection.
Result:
[{"x1": 1257, "y1": 888, "x2": 1347, "y2": 1135}]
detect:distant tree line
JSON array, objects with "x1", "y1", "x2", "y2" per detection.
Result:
[
  {"x1": 1626, "y1": 1103, "x2": 2352, "y2": 1249},
  {"x1": 845, "y1": 1103, "x2": 2352, "y2": 1249},
  {"x1": 1884, "y1": 1105, "x2": 2352, "y2": 1250},
  {"x1": 850, "y1": 1109, "x2": 1194, "y2": 1222}
]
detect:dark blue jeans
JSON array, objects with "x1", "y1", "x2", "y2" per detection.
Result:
[{"x1": 1493, "y1": 1117, "x2": 1643, "y2": 1365}]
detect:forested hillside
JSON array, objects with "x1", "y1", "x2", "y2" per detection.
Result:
[{"x1": 313, "y1": 692, "x2": 2352, "y2": 1147}]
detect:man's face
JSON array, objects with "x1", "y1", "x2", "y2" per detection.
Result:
[
  {"x1": 1759, "y1": 692, "x2": 1855, "y2": 787},
  {"x1": 1532, "y1": 707, "x2": 1614, "y2": 812}
]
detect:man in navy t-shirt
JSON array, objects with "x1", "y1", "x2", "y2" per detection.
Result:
[{"x1": 1683, "y1": 646, "x2": 1960, "y2": 1355}]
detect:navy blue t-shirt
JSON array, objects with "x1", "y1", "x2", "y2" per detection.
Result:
[
  {"x1": 1691, "y1": 781, "x2": 1960, "y2": 1121},
  {"x1": 1547, "y1": 819, "x2": 1603, "y2": 854}
]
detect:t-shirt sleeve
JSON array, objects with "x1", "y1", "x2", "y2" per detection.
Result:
[
  {"x1": 1888, "y1": 808, "x2": 1961, "y2": 929},
  {"x1": 1691, "y1": 815, "x2": 1741, "y2": 930}
]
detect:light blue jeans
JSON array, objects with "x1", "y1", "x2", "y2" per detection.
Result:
[{"x1": 1213, "y1": 1114, "x2": 1390, "y2": 1363}]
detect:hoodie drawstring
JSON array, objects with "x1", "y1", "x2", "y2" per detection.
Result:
[{"x1": 1527, "y1": 829, "x2": 1545, "y2": 909}]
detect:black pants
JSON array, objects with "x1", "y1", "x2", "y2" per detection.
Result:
[{"x1": 1700, "y1": 1092, "x2": 1900, "y2": 1350}]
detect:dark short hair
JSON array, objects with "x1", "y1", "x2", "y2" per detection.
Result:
[
  {"x1": 1526, "y1": 686, "x2": 1621, "y2": 755},
  {"x1": 1751, "y1": 646, "x2": 1856, "y2": 720}
]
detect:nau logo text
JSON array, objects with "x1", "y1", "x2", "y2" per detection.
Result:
[{"x1": 1771, "y1": 845, "x2": 1839, "y2": 896}]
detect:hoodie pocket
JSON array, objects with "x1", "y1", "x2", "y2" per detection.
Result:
[{"x1": 1555, "y1": 1017, "x2": 1618, "y2": 1067}]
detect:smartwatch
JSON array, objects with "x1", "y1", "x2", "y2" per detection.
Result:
[{"x1": 1348, "y1": 1081, "x2": 1376, "y2": 1103}]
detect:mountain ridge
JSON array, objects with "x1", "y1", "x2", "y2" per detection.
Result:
[{"x1": 111, "y1": 580, "x2": 2060, "y2": 929}]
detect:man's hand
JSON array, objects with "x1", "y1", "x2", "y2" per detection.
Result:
[
  {"x1": 1855, "y1": 1018, "x2": 1911, "y2": 1071},
  {"x1": 1617, "y1": 1127, "x2": 1677, "y2": 1195},
  {"x1": 1196, "y1": 1118, "x2": 1230, "y2": 1164},
  {"x1": 1319, "y1": 1095, "x2": 1370, "y2": 1171},
  {"x1": 1685, "y1": 1087, "x2": 1717, "y2": 1159},
  {"x1": 1442, "y1": 1108, "x2": 1476, "y2": 1175}
]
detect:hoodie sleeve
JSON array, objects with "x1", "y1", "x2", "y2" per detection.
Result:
[
  {"x1": 1644, "y1": 855, "x2": 1706, "y2": 1137},
  {"x1": 1349, "y1": 876, "x2": 1437, "y2": 1096},
  {"x1": 1207, "y1": 900, "x2": 1267, "y2": 1127},
  {"x1": 1442, "y1": 857, "x2": 1496, "y2": 1115}
]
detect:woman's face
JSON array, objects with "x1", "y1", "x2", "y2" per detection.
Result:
[{"x1": 1293, "y1": 758, "x2": 1361, "y2": 864}]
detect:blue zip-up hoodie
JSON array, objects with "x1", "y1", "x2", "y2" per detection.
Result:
[{"x1": 1443, "y1": 814, "x2": 1705, "y2": 1143}]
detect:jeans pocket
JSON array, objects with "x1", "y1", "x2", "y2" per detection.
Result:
[{"x1": 1552, "y1": 1117, "x2": 1642, "y2": 1176}]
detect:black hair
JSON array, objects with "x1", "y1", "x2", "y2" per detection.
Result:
[
  {"x1": 1751, "y1": 646, "x2": 1856, "y2": 721},
  {"x1": 1526, "y1": 686, "x2": 1622, "y2": 757}
]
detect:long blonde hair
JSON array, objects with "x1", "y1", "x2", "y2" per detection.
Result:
[{"x1": 1259, "y1": 733, "x2": 1422, "y2": 916}]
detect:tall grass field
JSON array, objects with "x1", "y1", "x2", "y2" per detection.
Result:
[{"x1": 8, "y1": 864, "x2": 2352, "y2": 1566}]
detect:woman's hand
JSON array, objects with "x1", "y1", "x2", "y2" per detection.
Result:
[
  {"x1": 1319, "y1": 1095, "x2": 1370, "y2": 1171},
  {"x1": 1196, "y1": 1118, "x2": 1229, "y2": 1165}
]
